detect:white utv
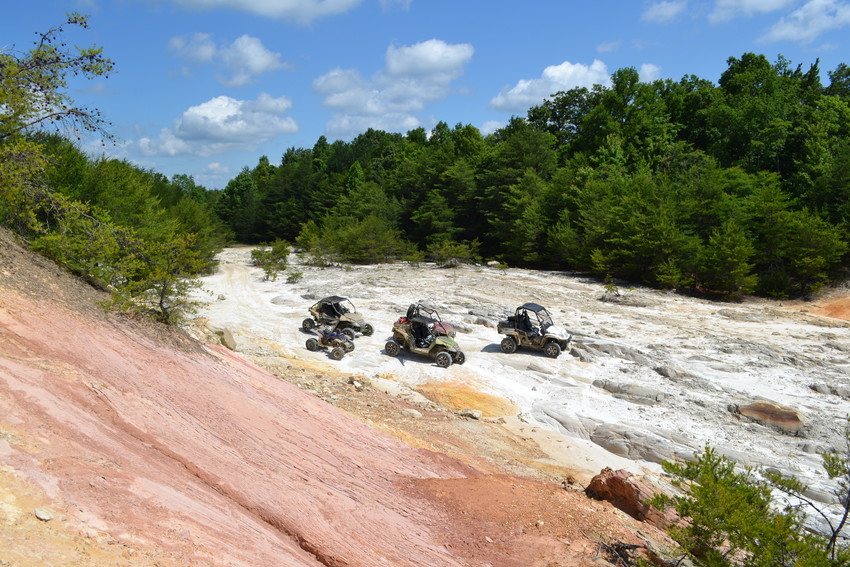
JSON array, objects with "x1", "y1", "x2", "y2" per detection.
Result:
[{"x1": 497, "y1": 302, "x2": 571, "y2": 358}]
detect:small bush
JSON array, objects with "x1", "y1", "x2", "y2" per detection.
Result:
[
  {"x1": 426, "y1": 239, "x2": 480, "y2": 267},
  {"x1": 251, "y1": 239, "x2": 289, "y2": 280},
  {"x1": 651, "y1": 445, "x2": 848, "y2": 566}
]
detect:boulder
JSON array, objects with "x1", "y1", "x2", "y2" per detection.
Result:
[
  {"x1": 592, "y1": 379, "x2": 669, "y2": 405},
  {"x1": 207, "y1": 324, "x2": 237, "y2": 350},
  {"x1": 585, "y1": 468, "x2": 677, "y2": 529},
  {"x1": 582, "y1": 340, "x2": 654, "y2": 366},
  {"x1": 729, "y1": 402, "x2": 807, "y2": 436},
  {"x1": 589, "y1": 425, "x2": 692, "y2": 464}
]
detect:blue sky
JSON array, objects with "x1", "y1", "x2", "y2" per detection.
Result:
[{"x1": 4, "y1": 0, "x2": 850, "y2": 189}]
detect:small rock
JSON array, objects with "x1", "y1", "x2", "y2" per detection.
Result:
[
  {"x1": 34, "y1": 508, "x2": 53, "y2": 521},
  {"x1": 208, "y1": 324, "x2": 237, "y2": 350},
  {"x1": 401, "y1": 408, "x2": 422, "y2": 419},
  {"x1": 458, "y1": 408, "x2": 483, "y2": 420}
]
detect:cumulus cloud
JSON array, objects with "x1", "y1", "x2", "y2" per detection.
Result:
[
  {"x1": 596, "y1": 40, "x2": 621, "y2": 53},
  {"x1": 313, "y1": 38, "x2": 474, "y2": 138},
  {"x1": 204, "y1": 162, "x2": 231, "y2": 175},
  {"x1": 489, "y1": 60, "x2": 611, "y2": 112},
  {"x1": 759, "y1": 0, "x2": 850, "y2": 42},
  {"x1": 385, "y1": 39, "x2": 473, "y2": 78},
  {"x1": 220, "y1": 35, "x2": 290, "y2": 86},
  {"x1": 480, "y1": 120, "x2": 504, "y2": 135},
  {"x1": 640, "y1": 63, "x2": 663, "y2": 81},
  {"x1": 642, "y1": 1, "x2": 688, "y2": 23},
  {"x1": 169, "y1": 33, "x2": 217, "y2": 63},
  {"x1": 170, "y1": 33, "x2": 288, "y2": 86},
  {"x1": 162, "y1": 0, "x2": 362, "y2": 24},
  {"x1": 137, "y1": 93, "x2": 298, "y2": 157},
  {"x1": 709, "y1": 0, "x2": 796, "y2": 23}
]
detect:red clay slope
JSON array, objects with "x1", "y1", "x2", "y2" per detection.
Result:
[{"x1": 0, "y1": 232, "x2": 479, "y2": 566}]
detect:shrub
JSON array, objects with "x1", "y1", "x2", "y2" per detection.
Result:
[
  {"x1": 426, "y1": 239, "x2": 480, "y2": 267},
  {"x1": 251, "y1": 239, "x2": 289, "y2": 280},
  {"x1": 651, "y1": 446, "x2": 848, "y2": 566}
]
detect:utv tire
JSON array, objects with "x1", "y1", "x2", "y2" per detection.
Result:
[
  {"x1": 305, "y1": 338, "x2": 319, "y2": 351},
  {"x1": 385, "y1": 340, "x2": 401, "y2": 357},
  {"x1": 341, "y1": 328, "x2": 356, "y2": 340},
  {"x1": 435, "y1": 351, "x2": 453, "y2": 368},
  {"x1": 453, "y1": 351, "x2": 466, "y2": 365},
  {"x1": 500, "y1": 337, "x2": 517, "y2": 354},
  {"x1": 330, "y1": 347, "x2": 345, "y2": 360},
  {"x1": 302, "y1": 318, "x2": 315, "y2": 331},
  {"x1": 343, "y1": 341, "x2": 355, "y2": 353},
  {"x1": 361, "y1": 323, "x2": 374, "y2": 336},
  {"x1": 544, "y1": 341, "x2": 561, "y2": 358}
]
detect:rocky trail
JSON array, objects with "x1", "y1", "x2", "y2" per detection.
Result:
[{"x1": 196, "y1": 247, "x2": 850, "y2": 496}]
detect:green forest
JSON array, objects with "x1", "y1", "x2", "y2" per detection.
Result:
[
  {"x1": 3, "y1": 15, "x2": 850, "y2": 327},
  {"x1": 215, "y1": 55, "x2": 850, "y2": 300}
]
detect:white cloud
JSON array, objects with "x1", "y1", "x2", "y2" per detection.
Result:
[
  {"x1": 137, "y1": 93, "x2": 298, "y2": 157},
  {"x1": 204, "y1": 162, "x2": 231, "y2": 175},
  {"x1": 220, "y1": 35, "x2": 290, "y2": 86},
  {"x1": 163, "y1": 0, "x2": 362, "y2": 24},
  {"x1": 759, "y1": 0, "x2": 850, "y2": 42},
  {"x1": 489, "y1": 60, "x2": 611, "y2": 112},
  {"x1": 325, "y1": 113, "x2": 422, "y2": 138},
  {"x1": 597, "y1": 40, "x2": 621, "y2": 53},
  {"x1": 385, "y1": 39, "x2": 474, "y2": 78},
  {"x1": 168, "y1": 33, "x2": 217, "y2": 63},
  {"x1": 642, "y1": 1, "x2": 688, "y2": 23},
  {"x1": 169, "y1": 33, "x2": 288, "y2": 86},
  {"x1": 640, "y1": 63, "x2": 663, "y2": 81},
  {"x1": 380, "y1": 0, "x2": 412, "y2": 9},
  {"x1": 480, "y1": 120, "x2": 504, "y2": 135},
  {"x1": 313, "y1": 38, "x2": 474, "y2": 138},
  {"x1": 709, "y1": 0, "x2": 796, "y2": 23}
]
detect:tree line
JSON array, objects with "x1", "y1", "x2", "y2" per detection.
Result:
[{"x1": 216, "y1": 54, "x2": 850, "y2": 298}]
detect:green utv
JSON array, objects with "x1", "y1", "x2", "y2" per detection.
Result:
[{"x1": 384, "y1": 303, "x2": 466, "y2": 368}]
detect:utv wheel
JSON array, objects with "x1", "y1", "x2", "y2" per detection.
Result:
[
  {"x1": 305, "y1": 338, "x2": 319, "y2": 351},
  {"x1": 453, "y1": 351, "x2": 466, "y2": 365},
  {"x1": 435, "y1": 351, "x2": 453, "y2": 368},
  {"x1": 500, "y1": 337, "x2": 517, "y2": 354},
  {"x1": 330, "y1": 347, "x2": 345, "y2": 360},
  {"x1": 544, "y1": 341, "x2": 561, "y2": 358},
  {"x1": 302, "y1": 318, "x2": 315, "y2": 331},
  {"x1": 344, "y1": 341, "x2": 355, "y2": 353},
  {"x1": 385, "y1": 340, "x2": 401, "y2": 357},
  {"x1": 341, "y1": 328, "x2": 356, "y2": 340},
  {"x1": 361, "y1": 323, "x2": 374, "y2": 336}
]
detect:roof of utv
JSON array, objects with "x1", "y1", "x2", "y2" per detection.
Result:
[
  {"x1": 411, "y1": 315, "x2": 437, "y2": 325},
  {"x1": 319, "y1": 296, "x2": 348, "y2": 304},
  {"x1": 518, "y1": 302, "x2": 547, "y2": 313}
]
